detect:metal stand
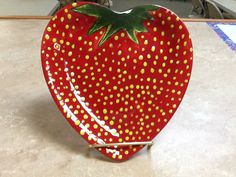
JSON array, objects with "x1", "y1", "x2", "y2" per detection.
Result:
[{"x1": 88, "y1": 141, "x2": 153, "y2": 149}]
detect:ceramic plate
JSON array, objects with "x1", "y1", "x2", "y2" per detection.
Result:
[{"x1": 41, "y1": 2, "x2": 193, "y2": 161}]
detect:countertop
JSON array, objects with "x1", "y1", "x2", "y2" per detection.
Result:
[
  {"x1": 0, "y1": 20, "x2": 235, "y2": 177},
  {"x1": 0, "y1": 1, "x2": 58, "y2": 16}
]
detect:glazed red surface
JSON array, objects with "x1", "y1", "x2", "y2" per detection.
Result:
[{"x1": 41, "y1": 2, "x2": 193, "y2": 161}]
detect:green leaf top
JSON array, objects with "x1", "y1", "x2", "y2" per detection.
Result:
[{"x1": 72, "y1": 4, "x2": 160, "y2": 46}]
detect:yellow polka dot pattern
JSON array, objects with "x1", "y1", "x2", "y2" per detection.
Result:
[{"x1": 41, "y1": 4, "x2": 193, "y2": 161}]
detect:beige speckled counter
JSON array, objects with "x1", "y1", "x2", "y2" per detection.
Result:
[{"x1": 0, "y1": 20, "x2": 235, "y2": 177}]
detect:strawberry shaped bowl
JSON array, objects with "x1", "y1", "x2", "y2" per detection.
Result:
[{"x1": 41, "y1": 2, "x2": 193, "y2": 161}]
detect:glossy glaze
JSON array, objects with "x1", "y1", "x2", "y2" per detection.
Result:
[{"x1": 41, "y1": 2, "x2": 193, "y2": 161}]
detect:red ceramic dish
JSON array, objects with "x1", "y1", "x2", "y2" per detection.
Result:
[{"x1": 41, "y1": 2, "x2": 193, "y2": 161}]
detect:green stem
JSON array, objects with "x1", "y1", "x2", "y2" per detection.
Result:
[{"x1": 73, "y1": 4, "x2": 160, "y2": 46}]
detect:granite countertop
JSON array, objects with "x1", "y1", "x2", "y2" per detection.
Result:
[{"x1": 0, "y1": 20, "x2": 235, "y2": 177}]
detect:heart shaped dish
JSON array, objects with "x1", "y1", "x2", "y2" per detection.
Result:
[{"x1": 41, "y1": 2, "x2": 193, "y2": 161}]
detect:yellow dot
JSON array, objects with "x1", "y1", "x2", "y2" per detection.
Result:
[
  {"x1": 150, "y1": 68, "x2": 155, "y2": 73},
  {"x1": 118, "y1": 138, "x2": 123, "y2": 143},
  {"x1": 103, "y1": 109, "x2": 107, "y2": 114},
  {"x1": 93, "y1": 124, "x2": 98, "y2": 129},
  {"x1": 110, "y1": 120, "x2": 114, "y2": 126},
  {"x1": 47, "y1": 27, "x2": 51, "y2": 32},
  {"x1": 80, "y1": 130, "x2": 85, "y2": 135},
  {"x1": 114, "y1": 36, "x2": 119, "y2": 40},
  {"x1": 179, "y1": 25, "x2": 183, "y2": 30},
  {"x1": 125, "y1": 150, "x2": 129, "y2": 155},
  {"x1": 125, "y1": 129, "x2": 129, "y2": 133},
  {"x1": 105, "y1": 80, "x2": 110, "y2": 85},
  {"x1": 67, "y1": 14, "x2": 72, "y2": 19},
  {"x1": 140, "y1": 69, "x2": 145, "y2": 74},
  {"x1": 60, "y1": 17, "x2": 64, "y2": 22},
  {"x1": 144, "y1": 40, "x2": 148, "y2": 45},
  {"x1": 143, "y1": 62, "x2": 148, "y2": 67},
  {"x1": 85, "y1": 55, "x2": 90, "y2": 60},
  {"x1": 75, "y1": 120, "x2": 80, "y2": 125},
  {"x1": 162, "y1": 56, "x2": 167, "y2": 61},
  {"x1": 121, "y1": 32, "x2": 125, "y2": 37},
  {"x1": 65, "y1": 25, "x2": 69, "y2": 29},
  {"x1": 68, "y1": 51, "x2": 72, "y2": 56},
  {"x1": 72, "y1": 2, "x2": 77, "y2": 7},
  {"x1": 59, "y1": 40, "x2": 64, "y2": 44},
  {"x1": 161, "y1": 31, "x2": 165, "y2": 36},
  {"x1": 151, "y1": 46, "x2": 156, "y2": 52},
  {"x1": 52, "y1": 38, "x2": 57, "y2": 43},
  {"x1": 84, "y1": 115, "x2": 88, "y2": 119},
  {"x1": 88, "y1": 41, "x2": 93, "y2": 46},
  {"x1": 45, "y1": 34, "x2": 50, "y2": 40},
  {"x1": 104, "y1": 115, "x2": 109, "y2": 120},
  {"x1": 139, "y1": 55, "x2": 144, "y2": 60}
]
